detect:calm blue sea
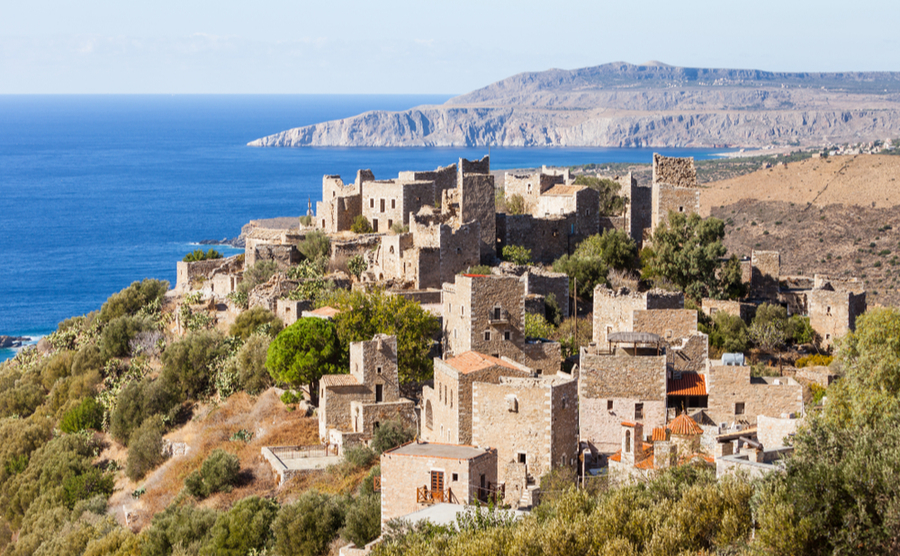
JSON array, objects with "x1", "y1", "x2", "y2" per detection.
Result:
[{"x1": 0, "y1": 95, "x2": 729, "y2": 360}]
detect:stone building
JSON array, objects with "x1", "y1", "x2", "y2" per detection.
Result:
[
  {"x1": 579, "y1": 344, "x2": 668, "y2": 453},
  {"x1": 421, "y1": 352, "x2": 532, "y2": 445},
  {"x1": 367, "y1": 207, "x2": 481, "y2": 289},
  {"x1": 632, "y1": 308, "x2": 708, "y2": 373},
  {"x1": 471, "y1": 372, "x2": 578, "y2": 507},
  {"x1": 808, "y1": 282, "x2": 867, "y2": 349},
  {"x1": 380, "y1": 442, "x2": 499, "y2": 525},
  {"x1": 317, "y1": 334, "x2": 416, "y2": 447},
  {"x1": 705, "y1": 360, "x2": 803, "y2": 427},
  {"x1": 496, "y1": 212, "x2": 578, "y2": 264},
  {"x1": 750, "y1": 250, "x2": 781, "y2": 300},
  {"x1": 504, "y1": 167, "x2": 569, "y2": 211},
  {"x1": 442, "y1": 273, "x2": 561, "y2": 372},
  {"x1": 592, "y1": 286, "x2": 685, "y2": 346},
  {"x1": 650, "y1": 154, "x2": 700, "y2": 234},
  {"x1": 608, "y1": 414, "x2": 712, "y2": 480},
  {"x1": 503, "y1": 167, "x2": 599, "y2": 238},
  {"x1": 701, "y1": 298, "x2": 757, "y2": 323},
  {"x1": 316, "y1": 170, "x2": 367, "y2": 234},
  {"x1": 490, "y1": 263, "x2": 570, "y2": 318}
]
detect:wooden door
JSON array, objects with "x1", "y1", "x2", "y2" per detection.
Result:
[{"x1": 430, "y1": 471, "x2": 444, "y2": 501}]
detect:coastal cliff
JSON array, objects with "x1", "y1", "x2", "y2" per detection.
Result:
[{"x1": 249, "y1": 62, "x2": 900, "y2": 148}]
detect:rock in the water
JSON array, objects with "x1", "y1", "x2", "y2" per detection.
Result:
[{"x1": 0, "y1": 336, "x2": 28, "y2": 348}]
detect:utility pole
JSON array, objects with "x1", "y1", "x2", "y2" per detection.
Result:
[{"x1": 573, "y1": 277, "x2": 578, "y2": 352}]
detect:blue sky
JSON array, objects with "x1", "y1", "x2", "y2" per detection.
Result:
[{"x1": 2, "y1": 0, "x2": 898, "y2": 94}]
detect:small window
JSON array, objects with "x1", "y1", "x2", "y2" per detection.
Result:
[
  {"x1": 389, "y1": 246, "x2": 395, "y2": 255},
  {"x1": 635, "y1": 403, "x2": 644, "y2": 420},
  {"x1": 493, "y1": 306, "x2": 502, "y2": 320},
  {"x1": 391, "y1": 199, "x2": 396, "y2": 209},
  {"x1": 678, "y1": 206, "x2": 685, "y2": 212},
  {"x1": 380, "y1": 199, "x2": 385, "y2": 212},
  {"x1": 454, "y1": 329, "x2": 458, "y2": 339},
  {"x1": 461, "y1": 306, "x2": 464, "y2": 315},
  {"x1": 484, "y1": 330, "x2": 491, "y2": 341},
  {"x1": 562, "y1": 396, "x2": 568, "y2": 409},
  {"x1": 388, "y1": 219, "x2": 393, "y2": 229},
  {"x1": 504, "y1": 330, "x2": 511, "y2": 341},
  {"x1": 826, "y1": 306, "x2": 832, "y2": 315},
  {"x1": 375, "y1": 384, "x2": 383, "y2": 403},
  {"x1": 607, "y1": 400, "x2": 614, "y2": 411},
  {"x1": 735, "y1": 402, "x2": 745, "y2": 415},
  {"x1": 374, "y1": 421, "x2": 380, "y2": 430},
  {"x1": 451, "y1": 473, "x2": 459, "y2": 482},
  {"x1": 376, "y1": 366, "x2": 382, "y2": 375},
  {"x1": 370, "y1": 198, "x2": 374, "y2": 208},
  {"x1": 826, "y1": 333, "x2": 832, "y2": 341},
  {"x1": 450, "y1": 390, "x2": 453, "y2": 408},
  {"x1": 518, "y1": 453, "x2": 526, "y2": 464},
  {"x1": 665, "y1": 329, "x2": 674, "y2": 339}
]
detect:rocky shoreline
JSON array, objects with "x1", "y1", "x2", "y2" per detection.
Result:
[{"x1": 0, "y1": 336, "x2": 30, "y2": 349}]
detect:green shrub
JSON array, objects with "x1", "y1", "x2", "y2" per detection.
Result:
[
  {"x1": 552, "y1": 254, "x2": 607, "y2": 300},
  {"x1": 236, "y1": 334, "x2": 273, "y2": 395},
  {"x1": 466, "y1": 265, "x2": 492, "y2": 275},
  {"x1": 185, "y1": 449, "x2": 240, "y2": 498},
  {"x1": 200, "y1": 495, "x2": 278, "y2": 556},
  {"x1": 788, "y1": 315, "x2": 816, "y2": 345},
  {"x1": 143, "y1": 504, "x2": 218, "y2": 556},
  {"x1": 71, "y1": 345, "x2": 104, "y2": 376},
  {"x1": 501, "y1": 244, "x2": 532, "y2": 265},
  {"x1": 342, "y1": 493, "x2": 381, "y2": 548},
  {"x1": 109, "y1": 379, "x2": 176, "y2": 444},
  {"x1": 61, "y1": 466, "x2": 114, "y2": 510},
  {"x1": 795, "y1": 354, "x2": 834, "y2": 368},
  {"x1": 59, "y1": 397, "x2": 104, "y2": 433},
  {"x1": 298, "y1": 230, "x2": 331, "y2": 262},
  {"x1": 280, "y1": 390, "x2": 301, "y2": 405},
  {"x1": 237, "y1": 260, "x2": 280, "y2": 296},
  {"x1": 351, "y1": 215, "x2": 373, "y2": 234},
  {"x1": 544, "y1": 292, "x2": 561, "y2": 327},
  {"x1": 371, "y1": 420, "x2": 416, "y2": 454},
  {"x1": 273, "y1": 490, "x2": 347, "y2": 556},
  {"x1": 708, "y1": 312, "x2": 749, "y2": 353},
  {"x1": 125, "y1": 415, "x2": 166, "y2": 481},
  {"x1": 348, "y1": 254, "x2": 367, "y2": 280},
  {"x1": 183, "y1": 249, "x2": 223, "y2": 262},
  {"x1": 39, "y1": 350, "x2": 74, "y2": 391},
  {"x1": 100, "y1": 315, "x2": 155, "y2": 359},
  {"x1": 161, "y1": 330, "x2": 226, "y2": 400},
  {"x1": 229, "y1": 307, "x2": 283, "y2": 340},
  {"x1": 506, "y1": 194, "x2": 526, "y2": 215},
  {"x1": 343, "y1": 445, "x2": 377, "y2": 469},
  {"x1": 98, "y1": 279, "x2": 169, "y2": 323}
]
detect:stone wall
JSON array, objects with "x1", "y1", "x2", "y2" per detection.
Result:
[
  {"x1": 398, "y1": 163, "x2": 457, "y2": 199},
  {"x1": 350, "y1": 334, "x2": 401, "y2": 403},
  {"x1": 176, "y1": 256, "x2": 244, "y2": 292},
  {"x1": 706, "y1": 365, "x2": 804, "y2": 426},
  {"x1": 652, "y1": 154, "x2": 697, "y2": 188},
  {"x1": 632, "y1": 309, "x2": 697, "y2": 344},
  {"x1": 668, "y1": 333, "x2": 709, "y2": 373},
  {"x1": 751, "y1": 250, "x2": 781, "y2": 299},
  {"x1": 592, "y1": 286, "x2": 684, "y2": 345},
  {"x1": 352, "y1": 399, "x2": 416, "y2": 436},
  {"x1": 701, "y1": 298, "x2": 757, "y2": 323},
  {"x1": 251, "y1": 244, "x2": 301, "y2": 268},
  {"x1": 459, "y1": 173, "x2": 496, "y2": 263},
  {"x1": 443, "y1": 275, "x2": 525, "y2": 360},
  {"x1": 275, "y1": 299, "x2": 312, "y2": 326},
  {"x1": 521, "y1": 340, "x2": 562, "y2": 375},
  {"x1": 497, "y1": 213, "x2": 574, "y2": 265},
  {"x1": 757, "y1": 415, "x2": 801, "y2": 449},
  {"x1": 318, "y1": 383, "x2": 372, "y2": 439},
  {"x1": 808, "y1": 288, "x2": 866, "y2": 349},
  {"x1": 579, "y1": 352, "x2": 667, "y2": 401},
  {"x1": 331, "y1": 235, "x2": 382, "y2": 261},
  {"x1": 472, "y1": 375, "x2": 577, "y2": 488},
  {"x1": 380, "y1": 446, "x2": 498, "y2": 524},
  {"x1": 579, "y1": 396, "x2": 666, "y2": 453}
]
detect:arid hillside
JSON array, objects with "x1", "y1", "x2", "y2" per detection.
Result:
[
  {"x1": 700, "y1": 155, "x2": 900, "y2": 307},
  {"x1": 701, "y1": 154, "x2": 900, "y2": 215}
]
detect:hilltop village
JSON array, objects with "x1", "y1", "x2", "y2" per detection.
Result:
[{"x1": 172, "y1": 154, "x2": 865, "y2": 551}]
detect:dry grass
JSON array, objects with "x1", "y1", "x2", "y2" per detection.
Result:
[
  {"x1": 607, "y1": 268, "x2": 640, "y2": 290},
  {"x1": 276, "y1": 461, "x2": 374, "y2": 505},
  {"x1": 107, "y1": 389, "x2": 319, "y2": 531}
]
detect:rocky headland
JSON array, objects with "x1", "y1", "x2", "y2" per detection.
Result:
[{"x1": 249, "y1": 62, "x2": 900, "y2": 149}]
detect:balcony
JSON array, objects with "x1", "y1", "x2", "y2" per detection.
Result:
[
  {"x1": 488, "y1": 308, "x2": 509, "y2": 324},
  {"x1": 416, "y1": 486, "x2": 457, "y2": 505}
]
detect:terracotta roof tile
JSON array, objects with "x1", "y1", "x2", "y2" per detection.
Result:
[
  {"x1": 445, "y1": 351, "x2": 521, "y2": 374},
  {"x1": 652, "y1": 427, "x2": 668, "y2": 442},
  {"x1": 667, "y1": 372, "x2": 707, "y2": 396},
  {"x1": 620, "y1": 421, "x2": 637, "y2": 427},
  {"x1": 321, "y1": 374, "x2": 359, "y2": 387},
  {"x1": 669, "y1": 413, "x2": 704, "y2": 436}
]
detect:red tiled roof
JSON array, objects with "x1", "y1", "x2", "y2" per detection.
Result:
[
  {"x1": 445, "y1": 351, "x2": 521, "y2": 374},
  {"x1": 651, "y1": 427, "x2": 668, "y2": 442},
  {"x1": 667, "y1": 372, "x2": 707, "y2": 396},
  {"x1": 321, "y1": 374, "x2": 359, "y2": 387},
  {"x1": 307, "y1": 306, "x2": 341, "y2": 318},
  {"x1": 669, "y1": 413, "x2": 704, "y2": 436}
]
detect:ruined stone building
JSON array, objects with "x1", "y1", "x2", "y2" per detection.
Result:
[
  {"x1": 421, "y1": 352, "x2": 532, "y2": 445},
  {"x1": 471, "y1": 373, "x2": 578, "y2": 507},
  {"x1": 317, "y1": 334, "x2": 416, "y2": 449},
  {"x1": 442, "y1": 273, "x2": 561, "y2": 372},
  {"x1": 175, "y1": 255, "x2": 243, "y2": 294},
  {"x1": 592, "y1": 286, "x2": 685, "y2": 346},
  {"x1": 650, "y1": 154, "x2": 700, "y2": 235},
  {"x1": 747, "y1": 250, "x2": 867, "y2": 349},
  {"x1": 380, "y1": 442, "x2": 498, "y2": 525},
  {"x1": 490, "y1": 262, "x2": 571, "y2": 318}
]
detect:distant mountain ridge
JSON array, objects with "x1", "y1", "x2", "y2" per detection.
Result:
[{"x1": 249, "y1": 62, "x2": 900, "y2": 148}]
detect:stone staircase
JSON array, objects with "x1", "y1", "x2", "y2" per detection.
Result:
[{"x1": 518, "y1": 472, "x2": 539, "y2": 509}]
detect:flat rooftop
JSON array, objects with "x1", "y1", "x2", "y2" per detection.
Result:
[
  {"x1": 389, "y1": 442, "x2": 488, "y2": 460},
  {"x1": 398, "y1": 503, "x2": 526, "y2": 527}
]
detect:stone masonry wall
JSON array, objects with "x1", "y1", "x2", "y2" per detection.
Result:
[
  {"x1": 808, "y1": 289, "x2": 866, "y2": 349},
  {"x1": 580, "y1": 397, "x2": 666, "y2": 453},
  {"x1": 318, "y1": 384, "x2": 372, "y2": 439},
  {"x1": 579, "y1": 352, "x2": 667, "y2": 401},
  {"x1": 652, "y1": 186, "x2": 701, "y2": 233},
  {"x1": 706, "y1": 365, "x2": 803, "y2": 426},
  {"x1": 350, "y1": 334, "x2": 400, "y2": 403},
  {"x1": 459, "y1": 173, "x2": 496, "y2": 263},
  {"x1": 751, "y1": 250, "x2": 781, "y2": 300},
  {"x1": 592, "y1": 287, "x2": 684, "y2": 345},
  {"x1": 354, "y1": 400, "x2": 416, "y2": 436},
  {"x1": 632, "y1": 309, "x2": 697, "y2": 344},
  {"x1": 652, "y1": 154, "x2": 697, "y2": 188},
  {"x1": 757, "y1": 415, "x2": 801, "y2": 449},
  {"x1": 497, "y1": 213, "x2": 573, "y2": 265},
  {"x1": 549, "y1": 376, "x2": 579, "y2": 468},
  {"x1": 701, "y1": 298, "x2": 757, "y2": 323}
]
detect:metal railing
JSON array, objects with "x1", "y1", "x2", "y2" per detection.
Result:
[
  {"x1": 268, "y1": 444, "x2": 337, "y2": 459},
  {"x1": 488, "y1": 309, "x2": 509, "y2": 323}
]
